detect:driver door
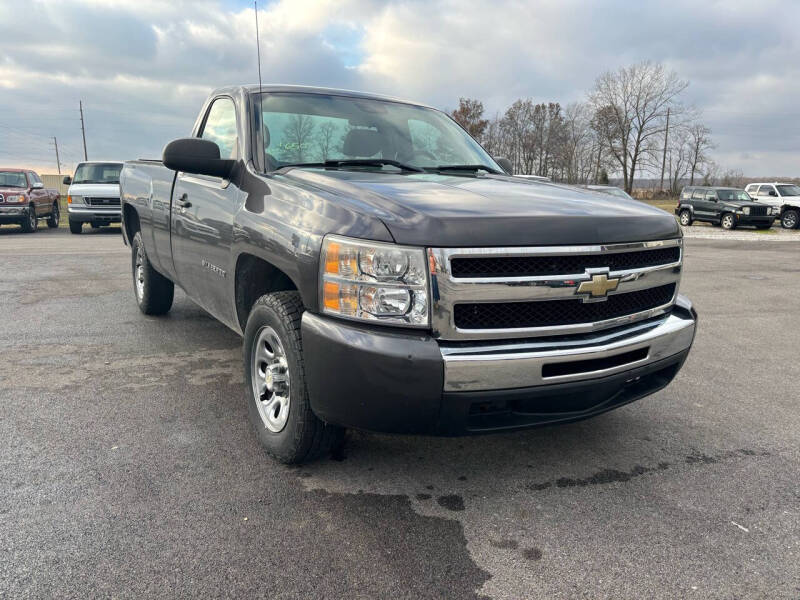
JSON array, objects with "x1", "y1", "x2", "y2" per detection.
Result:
[{"x1": 170, "y1": 96, "x2": 241, "y2": 325}]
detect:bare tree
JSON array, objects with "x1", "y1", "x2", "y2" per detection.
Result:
[
  {"x1": 589, "y1": 61, "x2": 689, "y2": 193},
  {"x1": 316, "y1": 121, "x2": 338, "y2": 161},
  {"x1": 686, "y1": 123, "x2": 714, "y2": 184},
  {"x1": 279, "y1": 114, "x2": 315, "y2": 163},
  {"x1": 451, "y1": 98, "x2": 489, "y2": 142}
]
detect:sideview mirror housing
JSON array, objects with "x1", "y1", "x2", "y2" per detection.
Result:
[
  {"x1": 31, "y1": 182, "x2": 44, "y2": 189},
  {"x1": 62, "y1": 176, "x2": 72, "y2": 185},
  {"x1": 494, "y1": 157, "x2": 513, "y2": 174},
  {"x1": 162, "y1": 138, "x2": 236, "y2": 179}
]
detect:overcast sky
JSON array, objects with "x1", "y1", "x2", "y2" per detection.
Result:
[{"x1": 1, "y1": 0, "x2": 798, "y2": 176}]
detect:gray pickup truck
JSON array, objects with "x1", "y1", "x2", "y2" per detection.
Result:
[{"x1": 120, "y1": 85, "x2": 697, "y2": 464}]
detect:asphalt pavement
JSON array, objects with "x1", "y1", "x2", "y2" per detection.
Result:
[{"x1": 1, "y1": 227, "x2": 798, "y2": 599}]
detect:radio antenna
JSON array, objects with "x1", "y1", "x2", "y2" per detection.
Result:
[{"x1": 254, "y1": 1, "x2": 263, "y2": 96}]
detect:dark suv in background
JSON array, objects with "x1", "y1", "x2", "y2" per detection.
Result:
[{"x1": 676, "y1": 186, "x2": 776, "y2": 230}]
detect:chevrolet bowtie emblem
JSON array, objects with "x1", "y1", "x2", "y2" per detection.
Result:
[{"x1": 576, "y1": 273, "x2": 619, "y2": 300}]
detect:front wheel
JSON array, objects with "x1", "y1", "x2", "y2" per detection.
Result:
[
  {"x1": 47, "y1": 202, "x2": 60, "y2": 228},
  {"x1": 20, "y1": 205, "x2": 37, "y2": 233},
  {"x1": 131, "y1": 231, "x2": 174, "y2": 315},
  {"x1": 679, "y1": 209, "x2": 692, "y2": 226},
  {"x1": 69, "y1": 220, "x2": 82, "y2": 234},
  {"x1": 781, "y1": 209, "x2": 799, "y2": 229},
  {"x1": 721, "y1": 213, "x2": 736, "y2": 230},
  {"x1": 243, "y1": 291, "x2": 344, "y2": 464}
]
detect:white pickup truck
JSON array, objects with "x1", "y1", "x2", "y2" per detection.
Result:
[
  {"x1": 744, "y1": 182, "x2": 800, "y2": 229},
  {"x1": 63, "y1": 161, "x2": 123, "y2": 234}
]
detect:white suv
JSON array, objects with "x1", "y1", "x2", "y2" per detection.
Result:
[{"x1": 744, "y1": 182, "x2": 800, "y2": 229}]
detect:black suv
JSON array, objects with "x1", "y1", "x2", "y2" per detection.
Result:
[{"x1": 676, "y1": 186, "x2": 776, "y2": 230}]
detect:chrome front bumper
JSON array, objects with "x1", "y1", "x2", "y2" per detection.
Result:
[{"x1": 441, "y1": 294, "x2": 696, "y2": 392}]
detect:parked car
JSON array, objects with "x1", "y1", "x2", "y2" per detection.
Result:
[
  {"x1": 120, "y1": 85, "x2": 697, "y2": 464},
  {"x1": 744, "y1": 182, "x2": 800, "y2": 229},
  {"x1": 63, "y1": 161, "x2": 123, "y2": 234},
  {"x1": 585, "y1": 184, "x2": 635, "y2": 201},
  {"x1": 676, "y1": 186, "x2": 776, "y2": 230},
  {"x1": 0, "y1": 168, "x2": 60, "y2": 232}
]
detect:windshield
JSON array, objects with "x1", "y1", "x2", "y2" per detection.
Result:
[
  {"x1": 0, "y1": 171, "x2": 28, "y2": 188},
  {"x1": 717, "y1": 190, "x2": 751, "y2": 202},
  {"x1": 73, "y1": 163, "x2": 122, "y2": 184},
  {"x1": 776, "y1": 184, "x2": 800, "y2": 197},
  {"x1": 255, "y1": 92, "x2": 500, "y2": 173}
]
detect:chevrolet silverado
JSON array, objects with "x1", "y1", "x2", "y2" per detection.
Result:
[{"x1": 120, "y1": 85, "x2": 697, "y2": 464}]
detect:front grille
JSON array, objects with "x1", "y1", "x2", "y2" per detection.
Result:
[
  {"x1": 450, "y1": 246, "x2": 680, "y2": 278},
  {"x1": 749, "y1": 205, "x2": 768, "y2": 216},
  {"x1": 85, "y1": 197, "x2": 120, "y2": 206},
  {"x1": 454, "y1": 284, "x2": 676, "y2": 330}
]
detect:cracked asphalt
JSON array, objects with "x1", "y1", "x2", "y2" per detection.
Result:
[{"x1": 1, "y1": 227, "x2": 798, "y2": 599}]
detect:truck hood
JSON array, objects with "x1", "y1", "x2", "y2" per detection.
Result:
[
  {"x1": 281, "y1": 169, "x2": 680, "y2": 246},
  {"x1": 67, "y1": 183, "x2": 120, "y2": 197}
]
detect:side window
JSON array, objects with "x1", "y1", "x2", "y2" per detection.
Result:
[
  {"x1": 200, "y1": 98, "x2": 238, "y2": 160},
  {"x1": 691, "y1": 189, "x2": 705, "y2": 200},
  {"x1": 705, "y1": 190, "x2": 717, "y2": 201},
  {"x1": 29, "y1": 172, "x2": 42, "y2": 184},
  {"x1": 745, "y1": 184, "x2": 756, "y2": 194},
  {"x1": 758, "y1": 185, "x2": 774, "y2": 197},
  {"x1": 681, "y1": 188, "x2": 692, "y2": 200}
]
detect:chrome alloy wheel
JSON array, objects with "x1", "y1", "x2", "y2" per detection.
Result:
[
  {"x1": 251, "y1": 326, "x2": 291, "y2": 433},
  {"x1": 134, "y1": 246, "x2": 145, "y2": 301},
  {"x1": 721, "y1": 214, "x2": 734, "y2": 229},
  {"x1": 679, "y1": 211, "x2": 691, "y2": 226}
]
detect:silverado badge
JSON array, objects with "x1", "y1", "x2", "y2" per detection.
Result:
[{"x1": 576, "y1": 272, "x2": 619, "y2": 300}]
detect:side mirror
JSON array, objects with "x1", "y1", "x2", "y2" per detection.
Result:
[
  {"x1": 494, "y1": 157, "x2": 513, "y2": 174},
  {"x1": 62, "y1": 176, "x2": 72, "y2": 185},
  {"x1": 31, "y1": 182, "x2": 44, "y2": 189},
  {"x1": 162, "y1": 138, "x2": 236, "y2": 179},
  {"x1": 769, "y1": 190, "x2": 778, "y2": 197}
]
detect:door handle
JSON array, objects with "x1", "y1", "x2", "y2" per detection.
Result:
[{"x1": 176, "y1": 193, "x2": 192, "y2": 208}]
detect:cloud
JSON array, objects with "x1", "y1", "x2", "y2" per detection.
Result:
[{"x1": 0, "y1": 0, "x2": 798, "y2": 175}]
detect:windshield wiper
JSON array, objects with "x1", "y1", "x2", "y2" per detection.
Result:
[
  {"x1": 282, "y1": 159, "x2": 424, "y2": 173},
  {"x1": 435, "y1": 164, "x2": 502, "y2": 174}
]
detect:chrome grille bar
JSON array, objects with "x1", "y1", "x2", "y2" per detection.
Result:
[{"x1": 428, "y1": 239, "x2": 682, "y2": 340}]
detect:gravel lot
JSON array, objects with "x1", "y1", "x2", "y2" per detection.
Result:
[{"x1": 1, "y1": 227, "x2": 798, "y2": 599}]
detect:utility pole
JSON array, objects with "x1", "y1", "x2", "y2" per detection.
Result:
[
  {"x1": 659, "y1": 107, "x2": 670, "y2": 192},
  {"x1": 79, "y1": 100, "x2": 88, "y2": 160},
  {"x1": 52, "y1": 136, "x2": 62, "y2": 174}
]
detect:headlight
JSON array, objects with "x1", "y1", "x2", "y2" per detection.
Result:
[
  {"x1": 741, "y1": 206, "x2": 750, "y2": 215},
  {"x1": 5, "y1": 194, "x2": 25, "y2": 203},
  {"x1": 320, "y1": 235, "x2": 429, "y2": 327},
  {"x1": 67, "y1": 195, "x2": 83, "y2": 204}
]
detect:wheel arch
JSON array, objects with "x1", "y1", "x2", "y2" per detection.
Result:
[
  {"x1": 122, "y1": 204, "x2": 140, "y2": 245},
  {"x1": 234, "y1": 253, "x2": 299, "y2": 331}
]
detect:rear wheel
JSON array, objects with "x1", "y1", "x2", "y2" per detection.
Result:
[
  {"x1": 20, "y1": 205, "x2": 37, "y2": 233},
  {"x1": 131, "y1": 231, "x2": 174, "y2": 315},
  {"x1": 69, "y1": 220, "x2": 82, "y2": 234},
  {"x1": 781, "y1": 209, "x2": 799, "y2": 229},
  {"x1": 679, "y1": 209, "x2": 692, "y2": 226},
  {"x1": 721, "y1": 213, "x2": 736, "y2": 230},
  {"x1": 243, "y1": 291, "x2": 344, "y2": 464},
  {"x1": 47, "y1": 202, "x2": 60, "y2": 228}
]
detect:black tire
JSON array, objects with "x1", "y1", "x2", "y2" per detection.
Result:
[
  {"x1": 131, "y1": 231, "x2": 174, "y2": 315},
  {"x1": 243, "y1": 291, "x2": 344, "y2": 464},
  {"x1": 69, "y1": 219, "x2": 82, "y2": 234},
  {"x1": 720, "y1": 213, "x2": 736, "y2": 230},
  {"x1": 781, "y1": 209, "x2": 799, "y2": 230},
  {"x1": 679, "y1": 209, "x2": 692, "y2": 226},
  {"x1": 20, "y1": 205, "x2": 37, "y2": 233},
  {"x1": 47, "y1": 202, "x2": 60, "y2": 228}
]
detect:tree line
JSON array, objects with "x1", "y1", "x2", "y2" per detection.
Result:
[{"x1": 451, "y1": 61, "x2": 717, "y2": 194}]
